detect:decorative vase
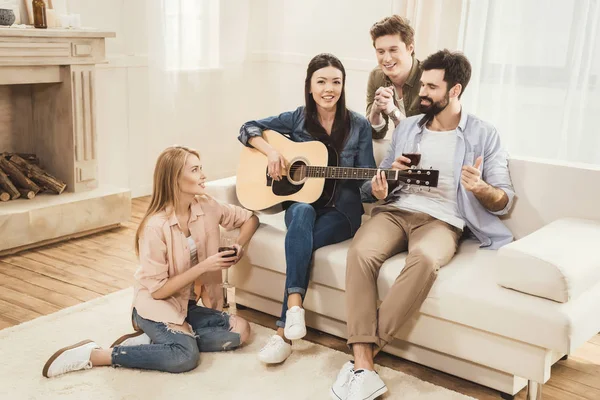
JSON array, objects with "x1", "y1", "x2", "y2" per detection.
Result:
[{"x1": 0, "y1": 9, "x2": 16, "y2": 26}]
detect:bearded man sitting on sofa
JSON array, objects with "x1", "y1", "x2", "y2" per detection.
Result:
[{"x1": 330, "y1": 49, "x2": 516, "y2": 400}]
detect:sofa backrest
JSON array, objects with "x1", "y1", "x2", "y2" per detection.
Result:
[
  {"x1": 372, "y1": 139, "x2": 600, "y2": 240},
  {"x1": 503, "y1": 157, "x2": 600, "y2": 239}
]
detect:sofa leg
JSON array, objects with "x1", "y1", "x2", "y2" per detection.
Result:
[
  {"x1": 526, "y1": 380, "x2": 542, "y2": 400},
  {"x1": 235, "y1": 303, "x2": 248, "y2": 310},
  {"x1": 560, "y1": 354, "x2": 568, "y2": 361},
  {"x1": 500, "y1": 392, "x2": 514, "y2": 400}
]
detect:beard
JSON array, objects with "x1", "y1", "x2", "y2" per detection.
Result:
[{"x1": 419, "y1": 91, "x2": 450, "y2": 117}]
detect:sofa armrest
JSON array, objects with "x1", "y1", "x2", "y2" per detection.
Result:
[
  {"x1": 205, "y1": 176, "x2": 241, "y2": 207},
  {"x1": 495, "y1": 218, "x2": 600, "y2": 303}
]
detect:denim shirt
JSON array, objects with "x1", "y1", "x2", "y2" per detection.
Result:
[
  {"x1": 239, "y1": 106, "x2": 376, "y2": 233},
  {"x1": 363, "y1": 111, "x2": 515, "y2": 250}
]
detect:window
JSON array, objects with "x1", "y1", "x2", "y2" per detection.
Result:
[{"x1": 462, "y1": 0, "x2": 600, "y2": 164}]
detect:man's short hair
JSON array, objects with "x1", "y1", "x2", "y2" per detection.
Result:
[
  {"x1": 422, "y1": 49, "x2": 472, "y2": 99},
  {"x1": 370, "y1": 15, "x2": 415, "y2": 53}
]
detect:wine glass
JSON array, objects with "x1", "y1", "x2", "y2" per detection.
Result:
[
  {"x1": 402, "y1": 141, "x2": 421, "y2": 168},
  {"x1": 218, "y1": 234, "x2": 236, "y2": 308}
]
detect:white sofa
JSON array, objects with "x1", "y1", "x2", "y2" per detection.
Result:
[{"x1": 206, "y1": 139, "x2": 600, "y2": 399}]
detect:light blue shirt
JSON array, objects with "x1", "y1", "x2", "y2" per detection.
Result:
[{"x1": 363, "y1": 111, "x2": 515, "y2": 250}]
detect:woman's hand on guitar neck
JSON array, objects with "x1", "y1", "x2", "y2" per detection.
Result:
[
  {"x1": 267, "y1": 149, "x2": 287, "y2": 181},
  {"x1": 372, "y1": 170, "x2": 389, "y2": 200}
]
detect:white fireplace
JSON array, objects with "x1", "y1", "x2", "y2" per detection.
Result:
[{"x1": 0, "y1": 27, "x2": 130, "y2": 254}]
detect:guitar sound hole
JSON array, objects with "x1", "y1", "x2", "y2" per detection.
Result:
[{"x1": 288, "y1": 161, "x2": 307, "y2": 184}]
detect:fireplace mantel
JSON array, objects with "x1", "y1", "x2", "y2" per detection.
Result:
[{"x1": 0, "y1": 28, "x2": 130, "y2": 255}]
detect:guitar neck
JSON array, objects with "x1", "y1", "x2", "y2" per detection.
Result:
[{"x1": 305, "y1": 166, "x2": 408, "y2": 181}]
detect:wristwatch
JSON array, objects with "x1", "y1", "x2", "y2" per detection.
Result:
[{"x1": 387, "y1": 107, "x2": 401, "y2": 124}]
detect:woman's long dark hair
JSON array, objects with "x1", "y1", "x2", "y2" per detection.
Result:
[{"x1": 304, "y1": 53, "x2": 351, "y2": 152}]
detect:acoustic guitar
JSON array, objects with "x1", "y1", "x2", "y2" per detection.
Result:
[{"x1": 236, "y1": 130, "x2": 439, "y2": 211}]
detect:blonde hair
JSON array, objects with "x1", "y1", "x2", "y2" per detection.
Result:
[{"x1": 135, "y1": 145, "x2": 201, "y2": 256}]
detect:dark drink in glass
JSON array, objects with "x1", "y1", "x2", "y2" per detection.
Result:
[
  {"x1": 218, "y1": 246, "x2": 238, "y2": 257},
  {"x1": 402, "y1": 153, "x2": 421, "y2": 167}
]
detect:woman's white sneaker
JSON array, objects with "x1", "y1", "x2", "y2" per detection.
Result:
[
  {"x1": 42, "y1": 340, "x2": 100, "y2": 378},
  {"x1": 346, "y1": 369, "x2": 388, "y2": 400},
  {"x1": 330, "y1": 360, "x2": 355, "y2": 399},
  {"x1": 284, "y1": 306, "x2": 306, "y2": 340},
  {"x1": 258, "y1": 334, "x2": 292, "y2": 364}
]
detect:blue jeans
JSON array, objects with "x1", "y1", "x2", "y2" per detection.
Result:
[
  {"x1": 276, "y1": 203, "x2": 353, "y2": 328},
  {"x1": 111, "y1": 302, "x2": 241, "y2": 373}
]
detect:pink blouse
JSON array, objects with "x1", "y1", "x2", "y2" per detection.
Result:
[{"x1": 132, "y1": 195, "x2": 253, "y2": 325}]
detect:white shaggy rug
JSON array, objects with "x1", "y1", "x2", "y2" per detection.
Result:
[{"x1": 0, "y1": 288, "x2": 475, "y2": 400}]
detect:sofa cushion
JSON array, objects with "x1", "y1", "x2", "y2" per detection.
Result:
[{"x1": 495, "y1": 218, "x2": 600, "y2": 303}]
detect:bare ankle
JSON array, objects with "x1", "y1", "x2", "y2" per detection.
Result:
[
  {"x1": 352, "y1": 343, "x2": 375, "y2": 371},
  {"x1": 354, "y1": 360, "x2": 375, "y2": 371},
  {"x1": 288, "y1": 293, "x2": 303, "y2": 308},
  {"x1": 90, "y1": 348, "x2": 111, "y2": 367}
]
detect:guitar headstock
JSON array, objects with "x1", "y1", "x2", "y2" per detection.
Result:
[{"x1": 397, "y1": 168, "x2": 439, "y2": 188}]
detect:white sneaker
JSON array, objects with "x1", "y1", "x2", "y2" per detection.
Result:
[
  {"x1": 258, "y1": 334, "x2": 292, "y2": 364},
  {"x1": 42, "y1": 340, "x2": 100, "y2": 378},
  {"x1": 330, "y1": 360, "x2": 355, "y2": 399},
  {"x1": 346, "y1": 369, "x2": 388, "y2": 400},
  {"x1": 110, "y1": 331, "x2": 152, "y2": 347},
  {"x1": 284, "y1": 306, "x2": 306, "y2": 340}
]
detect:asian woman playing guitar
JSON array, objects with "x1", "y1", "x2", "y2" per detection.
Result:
[{"x1": 238, "y1": 53, "x2": 377, "y2": 364}]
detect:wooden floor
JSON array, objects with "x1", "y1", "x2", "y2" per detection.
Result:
[{"x1": 1, "y1": 197, "x2": 598, "y2": 399}]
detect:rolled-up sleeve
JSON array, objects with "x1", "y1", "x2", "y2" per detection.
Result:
[
  {"x1": 220, "y1": 203, "x2": 253, "y2": 230},
  {"x1": 135, "y1": 226, "x2": 169, "y2": 294},
  {"x1": 483, "y1": 129, "x2": 515, "y2": 216},
  {"x1": 238, "y1": 108, "x2": 301, "y2": 147}
]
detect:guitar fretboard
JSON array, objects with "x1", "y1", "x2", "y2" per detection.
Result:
[{"x1": 305, "y1": 166, "x2": 408, "y2": 180}]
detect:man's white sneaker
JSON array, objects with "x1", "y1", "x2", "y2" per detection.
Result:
[
  {"x1": 110, "y1": 331, "x2": 152, "y2": 347},
  {"x1": 42, "y1": 340, "x2": 100, "y2": 378},
  {"x1": 258, "y1": 334, "x2": 292, "y2": 364},
  {"x1": 346, "y1": 369, "x2": 388, "y2": 400},
  {"x1": 330, "y1": 360, "x2": 355, "y2": 399},
  {"x1": 284, "y1": 306, "x2": 306, "y2": 340}
]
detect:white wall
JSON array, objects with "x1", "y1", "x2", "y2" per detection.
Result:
[
  {"x1": 72, "y1": 0, "x2": 398, "y2": 197},
  {"x1": 57, "y1": 0, "x2": 600, "y2": 197}
]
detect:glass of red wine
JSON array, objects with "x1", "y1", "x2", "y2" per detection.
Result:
[
  {"x1": 402, "y1": 141, "x2": 421, "y2": 168},
  {"x1": 218, "y1": 234, "x2": 238, "y2": 308},
  {"x1": 218, "y1": 235, "x2": 237, "y2": 290}
]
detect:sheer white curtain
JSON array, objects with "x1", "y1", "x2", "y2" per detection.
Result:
[
  {"x1": 394, "y1": 0, "x2": 600, "y2": 166},
  {"x1": 142, "y1": 0, "x2": 252, "y2": 180},
  {"x1": 147, "y1": 0, "x2": 220, "y2": 71}
]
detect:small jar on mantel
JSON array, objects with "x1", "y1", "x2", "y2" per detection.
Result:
[{"x1": 32, "y1": 0, "x2": 47, "y2": 29}]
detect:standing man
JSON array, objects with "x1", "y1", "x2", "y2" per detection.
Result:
[
  {"x1": 331, "y1": 50, "x2": 515, "y2": 400},
  {"x1": 367, "y1": 15, "x2": 423, "y2": 139}
]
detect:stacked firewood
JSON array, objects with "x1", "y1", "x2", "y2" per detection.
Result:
[{"x1": 0, "y1": 153, "x2": 67, "y2": 202}]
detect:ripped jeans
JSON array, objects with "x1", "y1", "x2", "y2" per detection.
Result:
[{"x1": 111, "y1": 302, "x2": 241, "y2": 373}]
